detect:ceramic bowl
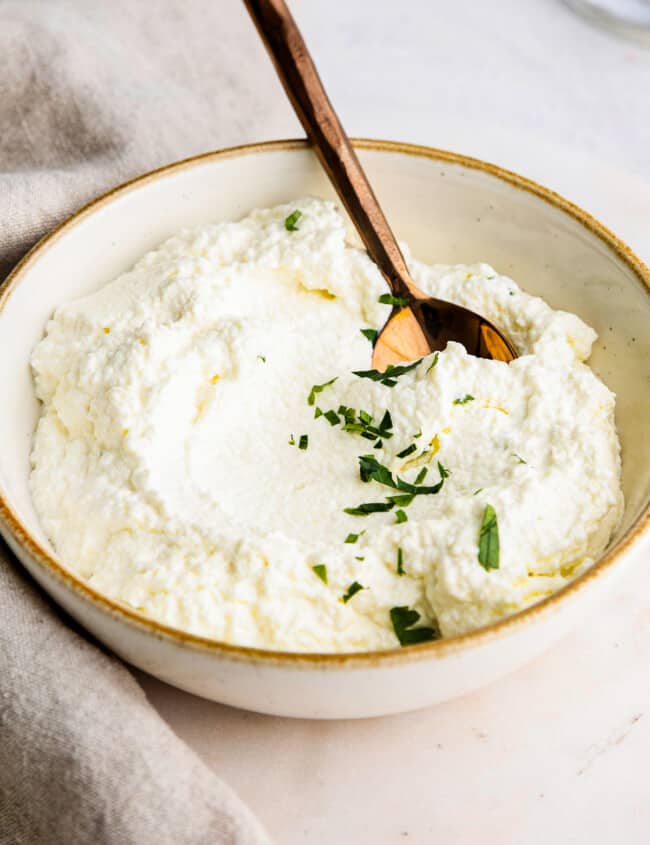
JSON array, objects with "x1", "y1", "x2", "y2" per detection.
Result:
[{"x1": 1, "y1": 140, "x2": 648, "y2": 719}]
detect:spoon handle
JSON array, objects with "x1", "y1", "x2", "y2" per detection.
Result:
[{"x1": 243, "y1": 0, "x2": 414, "y2": 300}]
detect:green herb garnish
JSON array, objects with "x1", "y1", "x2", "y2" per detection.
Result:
[
  {"x1": 395, "y1": 509, "x2": 408, "y2": 524},
  {"x1": 397, "y1": 444, "x2": 417, "y2": 459},
  {"x1": 353, "y1": 359, "x2": 422, "y2": 388},
  {"x1": 378, "y1": 293, "x2": 408, "y2": 307},
  {"x1": 339, "y1": 407, "x2": 393, "y2": 442},
  {"x1": 512, "y1": 453, "x2": 527, "y2": 464},
  {"x1": 298, "y1": 434, "x2": 309, "y2": 450},
  {"x1": 453, "y1": 394, "x2": 475, "y2": 405},
  {"x1": 355, "y1": 556, "x2": 365, "y2": 561},
  {"x1": 358, "y1": 455, "x2": 447, "y2": 497},
  {"x1": 396, "y1": 547, "x2": 406, "y2": 575},
  {"x1": 344, "y1": 501, "x2": 395, "y2": 516},
  {"x1": 361, "y1": 328, "x2": 379, "y2": 345},
  {"x1": 341, "y1": 581, "x2": 366, "y2": 603},
  {"x1": 288, "y1": 434, "x2": 295, "y2": 445},
  {"x1": 387, "y1": 493, "x2": 415, "y2": 507},
  {"x1": 426, "y1": 352, "x2": 440, "y2": 373},
  {"x1": 323, "y1": 409, "x2": 340, "y2": 426},
  {"x1": 478, "y1": 504, "x2": 500, "y2": 570},
  {"x1": 390, "y1": 606, "x2": 439, "y2": 646},
  {"x1": 437, "y1": 461, "x2": 450, "y2": 479},
  {"x1": 312, "y1": 564, "x2": 328, "y2": 584},
  {"x1": 344, "y1": 532, "x2": 364, "y2": 544},
  {"x1": 284, "y1": 209, "x2": 302, "y2": 231},
  {"x1": 257, "y1": 355, "x2": 266, "y2": 363},
  {"x1": 473, "y1": 488, "x2": 483, "y2": 496},
  {"x1": 308, "y1": 378, "x2": 337, "y2": 406}
]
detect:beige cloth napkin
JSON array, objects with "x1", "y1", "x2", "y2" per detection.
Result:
[{"x1": 0, "y1": 1, "x2": 292, "y2": 842}]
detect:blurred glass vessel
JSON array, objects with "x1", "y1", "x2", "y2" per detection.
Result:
[{"x1": 564, "y1": 0, "x2": 650, "y2": 42}]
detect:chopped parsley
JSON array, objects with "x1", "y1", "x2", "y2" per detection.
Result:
[
  {"x1": 453, "y1": 394, "x2": 475, "y2": 405},
  {"x1": 312, "y1": 564, "x2": 328, "y2": 584},
  {"x1": 473, "y1": 488, "x2": 484, "y2": 496},
  {"x1": 512, "y1": 453, "x2": 527, "y2": 464},
  {"x1": 378, "y1": 293, "x2": 408, "y2": 307},
  {"x1": 354, "y1": 555, "x2": 365, "y2": 561},
  {"x1": 352, "y1": 359, "x2": 422, "y2": 388},
  {"x1": 413, "y1": 430, "x2": 422, "y2": 439},
  {"x1": 396, "y1": 547, "x2": 406, "y2": 575},
  {"x1": 308, "y1": 377, "x2": 338, "y2": 406},
  {"x1": 426, "y1": 352, "x2": 440, "y2": 373},
  {"x1": 390, "y1": 606, "x2": 439, "y2": 646},
  {"x1": 341, "y1": 581, "x2": 366, "y2": 603},
  {"x1": 387, "y1": 493, "x2": 415, "y2": 507},
  {"x1": 323, "y1": 409, "x2": 341, "y2": 426},
  {"x1": 338, "y1": 407, "x2": 393, "y2": 442},
  {"x1": 395, "y1": 509, "x2": 408, "y2": 524},
  {"x1": 396, "y1": 443, "x2": 417, "y2": 459},
  {"x1": 478, "y1": 504, "x2": 500, "y2": 570},
  {"x1": 357, "y1": 455, "x2": 447, "y2": 496},
  {"x1": 257, "y1": 355, "x2": 266, "y2": 363},
  {"x1": 298, "y1": 434, "x2": 309, "y2": 450},
  {"x1": 344, "y1": 532, "x2": 364, "y2": 544},
  {"x1": 437, "y1": 461, "x2": 450, "y2": 479},
  {"x1": 284, "y1": 209, "x2": 302, "y2": 231},
  {"x1": 344, "y1": 501, "x2": 395, "y2": 516},
  {"x1": 288, "y1": 434, "x2": 295, "y2": 445},
  {"x1": 361, "y1": 328, "x2": 379, "y2": 345}
]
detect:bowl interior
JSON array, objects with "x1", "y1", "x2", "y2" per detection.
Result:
[{"x1": 1, "y1": 141, "x2": 648, "y2": 579}]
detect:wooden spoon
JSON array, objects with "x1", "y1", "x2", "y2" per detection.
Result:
[{"x1": 243, "y1": 0, "x2": 517, "y2": 367}]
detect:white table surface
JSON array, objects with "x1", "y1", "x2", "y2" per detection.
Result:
[{"x1": 137, "y1": 2, "x2": 650, "y2": 842}]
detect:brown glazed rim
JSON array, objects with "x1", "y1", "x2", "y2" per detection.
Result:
[{"x1": 0, "y1": 138, "x2": 649, "y2": 670}]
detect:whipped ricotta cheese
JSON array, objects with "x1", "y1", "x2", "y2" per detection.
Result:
[{"x1": 30, "y1": 198, "x2": 623, "y2": 651}]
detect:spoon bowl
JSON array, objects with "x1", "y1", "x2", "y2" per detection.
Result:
[{"x1": 372, "y1": 294, "x2": 517, "y2": 370}]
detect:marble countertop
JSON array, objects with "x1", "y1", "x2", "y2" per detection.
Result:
[{"x1": 137, "y1": 1, "x2": 650, "y2": 842}]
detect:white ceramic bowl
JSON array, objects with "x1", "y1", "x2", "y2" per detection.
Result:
[{"x1": 1, "y1": 140, "x2": 649, "y2": 719}]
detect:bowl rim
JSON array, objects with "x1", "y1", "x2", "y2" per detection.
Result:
[{"x1": 1, "y1": 137, "x2": 648, "y2": 669}]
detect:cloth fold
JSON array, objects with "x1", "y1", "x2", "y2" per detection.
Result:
[
  {"x1": 0, "y1": 1, "x2": 287, "y2": 842},
  {"x1": 0, "y1": 543, "x2": 270, "y2": 844}
]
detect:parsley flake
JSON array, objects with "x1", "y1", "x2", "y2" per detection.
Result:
[
  {"x1": 512, "y1": 453, "x2": 527, "y2": 464},
  {"x1": 344, "y1": 501, "x2": 395, "y2": 516},
  {"x1": 426, "y1": 352, "x2": 440, "y2": 373},
  {"x1": 298, "y1": 434, "x2": 309, "y2": 450},
  {"x1": 341, "y1": 581, "x2": 366, "y2": 603},
  {"x1": 397, "y1": 444, "x2": 417, "y2": 459},
  {"x1": 344, "y1": 532, "x2": 364, "y2": 544},
  {"x1": 396, "y1": 547, "x2": 406, "y2": 575},
  {"x1": 284, "y1": 209, "x2": 302, "y2": 231},
  {"x1": 390, "y1": 606, "x2": 439, "y2": 646},
  {"x1": 478, "y1": 504, "x2": 500, "y2": 570},
  {"x1": 257, "y1": 355, "x2": 266, "y2": 363},
  {"x1": 312, "y1": 564, "x2": 328, "y2": 584},
  {"x1": 378, "y1": 293, "x2": 408, "y2": 307},
  {"x1": 352, "y1": 359, "x2": 422, "y2": 388},
  {"x1": 357, "y1": 455, "x2": 447, "y2": 497},
  {"x1": 308, "y1": 378, "x2": 337, "y2": 406},
  {"x1": 361, "y1": 328, "x2": 379, "y2": 345},
  {"x1": 395, "y1": 509, "x2": 408, "y2": 524},
  {"x1": 288, "y1": 434, "x2": 295, "y2": 445},
  {"x1": 323, "y1": 409, "x2": 340, "y2": 426},
  {"x1": 453, "y1": 394, "x2": 475, "y2": 405}
]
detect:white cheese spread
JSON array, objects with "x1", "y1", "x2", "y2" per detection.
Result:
[{"x1": 30, "y1": 198, "x2": 623, "y2": 651}]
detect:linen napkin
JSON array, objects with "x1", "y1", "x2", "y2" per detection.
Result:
[{"x1": 0, "y1": 1, "x2": 293, "y2": 842}]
